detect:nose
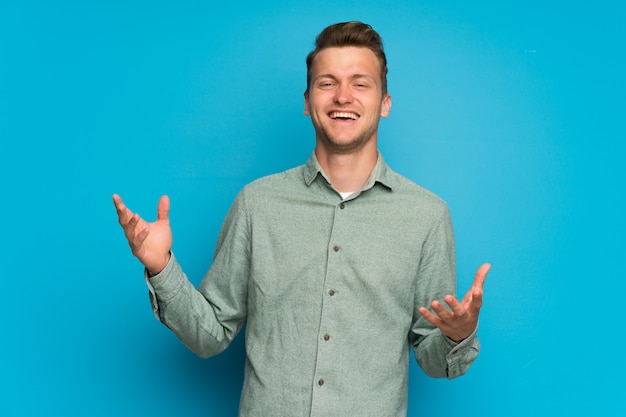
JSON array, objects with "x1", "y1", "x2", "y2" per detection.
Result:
[{"x1": 334, "y1": 83, "x2": 353, "y2": 105}]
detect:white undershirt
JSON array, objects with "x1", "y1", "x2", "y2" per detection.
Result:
[{"x1": 339, "y1": 191, "x2": 355, "y2": 199}]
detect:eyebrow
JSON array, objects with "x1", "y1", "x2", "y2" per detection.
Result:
[{"x1": 314, "y1": 73, "x2": 376, "y2": 82}]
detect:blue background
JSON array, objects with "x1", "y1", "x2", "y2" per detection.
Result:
[{"x1": 1, "y1": 1, "x2": 624, "y2": 415}]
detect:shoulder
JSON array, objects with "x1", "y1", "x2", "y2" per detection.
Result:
[
  {"x1": 385, "y1": 167, "x2": 449, "y2": 212},
  {"x1": 233, "y1": 164, "x2": 307, "y2": 208},
  {"x1": 244, "y1": 165, "x2": 304, "y2": 191}
]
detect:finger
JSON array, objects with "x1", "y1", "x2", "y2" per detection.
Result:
[
  {"x1": 113, "y1": 194, "x2": 133, "y2": 225},
  {"x1": 157, "y1": 195, "x2": 170, "y2": 221},
  {"x1": 112, "y1": 193, "x2": 127, "y2": 211},
  {"x1": 468, "y1": 286, "x2": 484, "y2": 312},
  {"x1": 418, "y1": 307, "x2": 442, "y2": 327},
  {"x1": 125, "y1": 213, "x2": 148, "y2": 245},
  {"x1": 443, "y1": 295, "x2": 466, "y2": 317},
  {"x1": 472, "y1": 262, "x2": 491, "y2": 291},
  {"x1": 430, "y1": 300, "x2": 454, "y2": 321},
  {"x1": 130, "y1": 223, "x2": 150, "y2": 252}
]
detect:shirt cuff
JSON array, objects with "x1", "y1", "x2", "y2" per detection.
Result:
[
  {"x1": 444, "y1": 322, "x2": 480, "y2": 378},
  {"x1": 145, "y1": 252, "x2": 183, "y2": 322}
]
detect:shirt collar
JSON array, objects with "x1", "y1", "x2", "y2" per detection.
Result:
[{"x1": 303, "y1": 151, "x2": 396, "y2": 192}]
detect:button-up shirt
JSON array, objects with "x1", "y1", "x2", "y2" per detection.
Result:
[{"x1": 147, "y1": 152, "x2": 480, "y2": 416}]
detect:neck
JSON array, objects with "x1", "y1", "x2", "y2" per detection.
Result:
[{"x1": 315, "y1": 141, "x2": 378, "y2": 193}]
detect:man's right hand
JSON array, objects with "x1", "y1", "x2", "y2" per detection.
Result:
[{"x1": 113, "y1": 194, "x2": 173, "y2": 275}]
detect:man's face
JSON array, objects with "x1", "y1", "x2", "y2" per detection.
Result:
[{"x1": 304, "y1": 46, "x2": 391, "y2": 154}]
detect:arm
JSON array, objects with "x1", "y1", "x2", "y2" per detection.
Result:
[
  {"x1": 147, "y1": 192, "x2": 250, "y2": 357},
  {"x1": 113, "y1": 193, "x2": 249, "y2": 357},
  {"x1": 409, "y1": 207, "x2": 489, "y2": 378}
]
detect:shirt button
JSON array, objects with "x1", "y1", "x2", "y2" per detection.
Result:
[
  {"x1": 324, "y1": 334, "x2": 330, "y2": 341},
  {"x1": 318, "y1": 379, "x2": 325, "y2": 386},
  {"x1": 333, "y1": 245, "x2": 340, "y2": 252},
  {"x1": 328, "y1": 289, "x2": 335, "y2": 296},
  {"x1": 339, "y1": 203, "x2": 345, "y2": 209}
]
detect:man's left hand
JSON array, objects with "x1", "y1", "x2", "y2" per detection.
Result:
[{"x1": 419, "y1": 263, "x2": 491, "y2": 343}]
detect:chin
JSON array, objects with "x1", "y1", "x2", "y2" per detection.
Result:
[{"x1": 326, "y1": 137, "x2": 371, "y2": 154}]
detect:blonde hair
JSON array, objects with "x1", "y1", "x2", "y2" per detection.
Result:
[{"x1": 306, "y1": 21, "x2": 388, "y2": 95}]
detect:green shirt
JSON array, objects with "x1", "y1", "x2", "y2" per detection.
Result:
[{"x1": 147, "y1": 152, "x2": 480, "y2": 416}]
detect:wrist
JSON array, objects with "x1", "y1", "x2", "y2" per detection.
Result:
[
  {"x1": 146, "y1": 252, "x2": 171, "y2": 277},
  {"x1": 147, "y1": 268, "x2": 161, "y2": 277}
]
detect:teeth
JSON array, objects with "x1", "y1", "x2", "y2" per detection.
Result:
[{"x1": 330, "y1": 111, "x2": 359, "y2": 120}]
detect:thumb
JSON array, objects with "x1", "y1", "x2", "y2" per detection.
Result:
[
  {"x1": 473, "y1": 262, "x2": 491, "y2": 289},
  {"x1": 157, "y1": 195, "x2": 170, "y2": 220}
]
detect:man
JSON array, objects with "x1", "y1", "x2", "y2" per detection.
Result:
[{"x1": 114, "y1": 21, "x2": 490, "y2": 416}]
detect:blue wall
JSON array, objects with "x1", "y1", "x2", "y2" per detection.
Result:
[{"x1": 2, "y1": 1, "x2": 624, "y2": 415}]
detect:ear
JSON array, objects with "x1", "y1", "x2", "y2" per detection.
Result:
[
  {"x1": 380, "y1": 94, "x2": 392, "y2": 118},
  {"x1": 303, "y1": 91, "x2": 310, "y2": 116}
]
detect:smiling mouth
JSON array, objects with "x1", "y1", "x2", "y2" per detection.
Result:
[{"x1": 329, "y1": 111, "x2": 359, "y2": 120}]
